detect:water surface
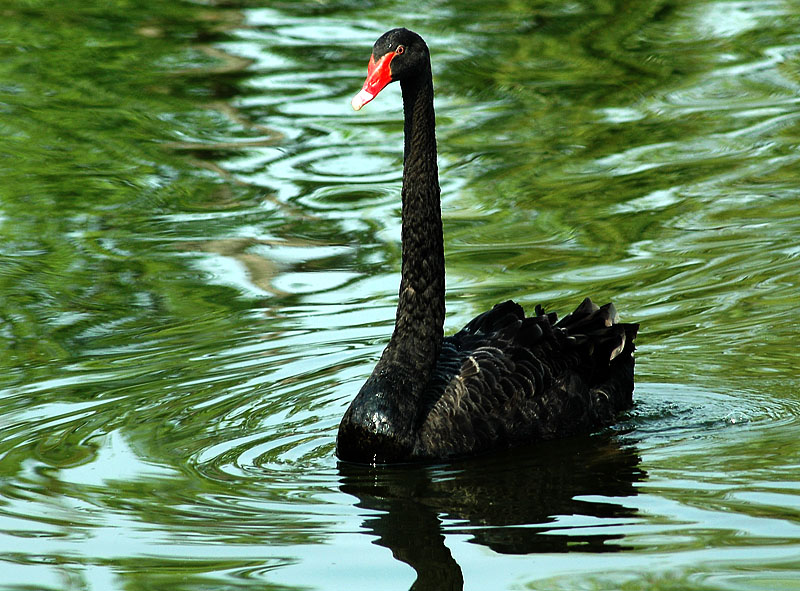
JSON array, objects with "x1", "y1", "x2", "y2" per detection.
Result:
[{"x1": 1, "y1": 1, "x2": 799, "y2": 589}]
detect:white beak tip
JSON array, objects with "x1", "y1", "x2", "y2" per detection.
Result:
[{"x1": 351, "y1": 89, "x2": 374, "y2": 111}]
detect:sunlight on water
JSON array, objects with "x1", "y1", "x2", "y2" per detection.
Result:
[{"x1": 0, "y1": 0, "x2": 799, "y2": 590}]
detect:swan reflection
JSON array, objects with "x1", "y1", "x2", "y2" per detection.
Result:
[{"x1": 339, "y1": 435, "x2": 644, "y2": 591}]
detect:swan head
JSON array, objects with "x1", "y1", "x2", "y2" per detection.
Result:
[{"x1": 352, "y1": 28, "x2": 430, "y2": 111}]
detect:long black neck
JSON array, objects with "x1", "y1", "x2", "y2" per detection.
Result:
[
  {"x1": 381, "y1": 64, "x2": 445, "y2": 380},
  {"x1": 336, "y1": 52, "x2": 445, "y2": 462}
]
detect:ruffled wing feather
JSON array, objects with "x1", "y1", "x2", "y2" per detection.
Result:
[{"x1": 412, "y1": 299, "x2": 637, "y2": 460}]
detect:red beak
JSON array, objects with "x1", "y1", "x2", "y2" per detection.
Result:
[{"x1": 352, "y1": 52, "x2": 395, "y2": 111}]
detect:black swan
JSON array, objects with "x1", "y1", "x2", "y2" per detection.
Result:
[{"x1": 337, "y1": 28, "x2": 638, "y2": 464}]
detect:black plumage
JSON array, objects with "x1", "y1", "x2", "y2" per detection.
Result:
[{"x1": 337, "y1": 28, "x2": 638, "y2": 464}]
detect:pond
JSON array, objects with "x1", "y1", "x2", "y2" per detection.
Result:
[{"x1": 1, "y1": 0, "x2": 799, "y2": 589}]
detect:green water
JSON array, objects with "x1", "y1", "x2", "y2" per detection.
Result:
[{"x1": 1, "y1": 0, "x2": 799, "y2": 589}]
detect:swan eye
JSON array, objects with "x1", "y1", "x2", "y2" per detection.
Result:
[{"x1": 395, "y1": 45, "x2": 405, "y2": 55}]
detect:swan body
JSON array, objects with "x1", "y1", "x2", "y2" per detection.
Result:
[{"x1": 337, "y1": 29, "x2": 638, "y2": 464}]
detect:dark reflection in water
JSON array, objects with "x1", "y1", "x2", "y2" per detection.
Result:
[{"x1": 339, "y1": 436, "x2": 644, "y2": 590}]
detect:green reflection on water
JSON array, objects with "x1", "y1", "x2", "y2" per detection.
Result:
[{"x1": 1, "y1": 0, "x2": 799, "y2": 590}]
